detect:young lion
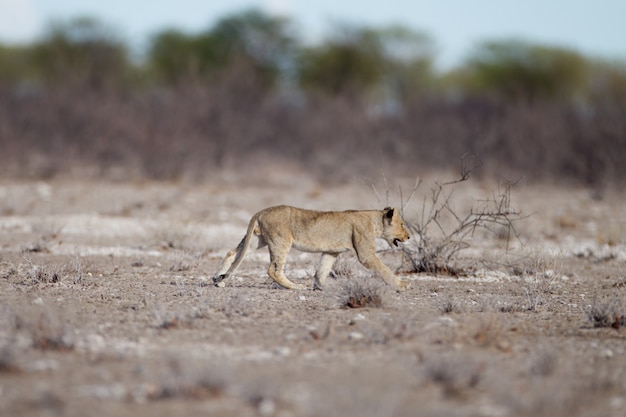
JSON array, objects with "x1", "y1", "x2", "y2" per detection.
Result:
[{"x1": 212, "y1": 205, "x2": 411, "y2": 291}]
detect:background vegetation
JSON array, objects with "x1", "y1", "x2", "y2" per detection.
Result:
[{"x1": 1, "y1": 9, "x2": 625, "y2": 188}]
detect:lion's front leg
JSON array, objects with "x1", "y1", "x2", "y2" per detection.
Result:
[{"x1": 353, "y1": 232, "x2": 410, "y2": 291}]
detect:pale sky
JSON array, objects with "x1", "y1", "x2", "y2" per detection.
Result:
[{"x1": 1, "y1": 0, "x2": 625, "y2": 69}]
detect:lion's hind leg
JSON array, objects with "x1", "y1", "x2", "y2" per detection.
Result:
[
  {"x1": 313, "y1": 253, "x2": 338, "y2": 290},
  {"x1": 267, "y1": 244, "x2": 306, "y2": 290}
]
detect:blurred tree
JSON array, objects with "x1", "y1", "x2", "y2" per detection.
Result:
[
  {"x1": 147, "y1": 29, "x2": 217, "y2": 84},
  {"x1": 297, "y1": 23, "x2": 434, "y2": 101},
  {"x1": 368, "y1": 25, "x2": 435, "y2": 104},
  {"x1": 211, "y1": 9, "x2": 295, "y2": 87},
  {"x1": 588, "y1": 60, "x2": 626, "y2": 102},
  {"x1": 297, "y1": 24, "x2": 384, "y2": 97},
  {"x1": 464, "y1": 40, "x2": 589, "y2": 103},
  {"x1": 147, "y1": 9, "x2": 295, "y2": 88},
  {"x1": 0, "y1": 44, "x2": 34, "y2": 87},
  {"x1": 30, "y1": 17, "x2": 130, "y2": 90}
]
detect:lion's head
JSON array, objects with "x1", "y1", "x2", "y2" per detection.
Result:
[{"x1": 381, "y1": 207, "x2": 410, "y2": 247}]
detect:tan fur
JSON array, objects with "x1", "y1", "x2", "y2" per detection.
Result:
[{"x1": 212, "y1": 205, "x2": 411, "y2": 291}]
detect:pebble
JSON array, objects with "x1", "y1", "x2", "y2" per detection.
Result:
[
  {"x1": 348, "y1": 332, "x2": 364, "y2": 341},
  {"x1": 601, "y1": 349, "x2": 613, "y2": 359},
  {"x1": 258, "y1": 398, "x2": 276, "y2": 416}
]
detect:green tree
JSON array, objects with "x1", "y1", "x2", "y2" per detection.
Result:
[
  {"x1": 464, "y1": 40, "x2": 590, "y2": 102},
  {"x1": 0, "y1": 44, "x2": 33, "y2": 86},
  {"x1": 297, "y1": 24, "x2": 434, "y2": 100},
  {"x1": 147, "y1": 9, "x2": 295, "y2": 88},
  {"x1": 368, "y1": 25, "x2": 435, "y2": 102},
  {"x1": 147, "y1": 29, "x2": 217, "y2": 84},
  {"x1": 298, "y1": 24, "x2": 384, "y2": 97},
  {"x1": 30, "y1": 17, "x2": 130, "y2": 90},
  {"x1": 587, "y1": 60, "x2": 626, "y2": 102},
  {"x1": 210, "y1": 9, "x2": 295, "y2": 86}
]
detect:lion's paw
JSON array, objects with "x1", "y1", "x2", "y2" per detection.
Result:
[{"x1": 397, "y1": 279, "x2": 411, "y2": 292}]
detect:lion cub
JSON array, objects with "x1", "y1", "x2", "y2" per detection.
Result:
[{"x1": 212, "y1": 205, "x2": 411, "y2": 291}]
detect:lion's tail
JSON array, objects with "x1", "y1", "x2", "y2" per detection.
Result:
[
  {"x1": 212, "y1": 214, "x2": 259, "y2": 285},
  {"x1": 230, "y1": 214, "x2": 260, "y2": 272}
]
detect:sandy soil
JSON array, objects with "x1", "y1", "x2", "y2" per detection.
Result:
[{"x1": 0, "y1": 173, "x2": 625, "y2": 417}]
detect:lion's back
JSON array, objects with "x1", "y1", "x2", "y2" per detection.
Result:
[{"x1": 255, "y1": 205, "x2": 374, "y2": 253}]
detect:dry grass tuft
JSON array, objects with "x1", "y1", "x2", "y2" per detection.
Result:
[
  {"x1": 18, "y1": 254, "x2": 89, "y2": 286},
  {"x1": 19, "y1": 308, "x2": 76, "y2": 351},
  {"x1": 339, "y1": 277, "x2": 386, "y2": 309},
  {"x1": 422, "y1": 356, "x2": 483, "y2": 399},
  {"x1": 144, "y1": 359, "x2": 228, "y2": 401},
  {"x1": 587, "y1": 298, "x2": 625, "y2": 329},
  {"x1": 439, "y1": 296, "x2": 463, "y2": 314},
  {"x1": 168, "y1": 250, "x2": 203, "y2": 272}
]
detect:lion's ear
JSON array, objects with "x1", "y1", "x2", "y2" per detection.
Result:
[{"x1": 383, "y1": 207, "x2": 395, "y2": 220}]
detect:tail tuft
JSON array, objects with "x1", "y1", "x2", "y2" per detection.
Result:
[{"x1": 213, "y1": 274, "x2": 227, "y2": 287}]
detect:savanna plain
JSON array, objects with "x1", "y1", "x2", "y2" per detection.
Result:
[{"x1": 1, "y1": 172, "x2": 625, "y2": 417}]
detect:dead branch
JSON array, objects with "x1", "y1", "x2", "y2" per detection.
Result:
[{"x1": 399, "y1": 163, "x2": 524, "y2": 275}]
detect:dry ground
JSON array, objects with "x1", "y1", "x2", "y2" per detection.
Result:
[{"x1": 1, "y1": 171, "x2": 625, "y2": 417}]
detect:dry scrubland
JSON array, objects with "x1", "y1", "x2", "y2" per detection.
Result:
[{"x1": 0, "y1": 172, "x2": 625, "y2": 417}]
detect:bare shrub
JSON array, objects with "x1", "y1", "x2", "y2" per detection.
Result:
[
  {"x1": 2, "y1": 85, "x2": 626, "y2": 186},
  {"x1": 376, "y1": 161, "x2": 524, "y2": 275}
]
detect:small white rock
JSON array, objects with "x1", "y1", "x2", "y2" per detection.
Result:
[
  {"x1": 610, "y1": 397, "x2": 623, "y2": 409},
  {"x1": 27, "y1": 359, "x2": 59, "y2": 372},
  {"x1": 348, "y1": 332, "x2": 364, "y2": 341},
  {"x1": 601, "y1": 349, "x2": 613, "y2": 359},
  {"x1": 273, "y1": 346, "x2": 291, "y2": 357},
  {"x1": 258, "y1": 397, "x2": 276, "y2": 416}
]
